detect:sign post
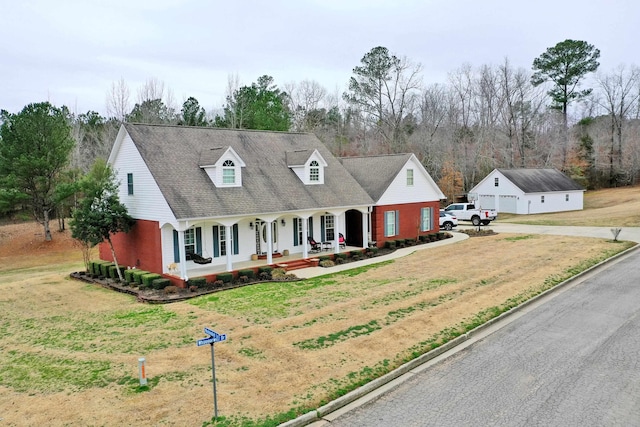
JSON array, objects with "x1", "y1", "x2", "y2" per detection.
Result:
[{"x1": 197, "y1": 327, "x2": 227, "y2": 419}]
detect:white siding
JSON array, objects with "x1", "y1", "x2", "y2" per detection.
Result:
[
  {"x1": 378, "y1": 157, "x2": 442, "y2": 205},
  {"x1": 110, "y1": 133, "x2": 175, "y2": 224},
  {"x1": 471, "y1": 170, "x2": 584, "y2": 214}
]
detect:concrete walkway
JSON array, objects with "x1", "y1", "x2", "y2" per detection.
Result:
[{"x1": 292, "y1": 232, "x2": 469, "y2": 279}]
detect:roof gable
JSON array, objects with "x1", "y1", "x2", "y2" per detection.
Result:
[{"x1": 340, "y1": 153, "x2": 444, "y2": 202}]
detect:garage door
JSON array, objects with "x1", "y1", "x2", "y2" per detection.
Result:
[
  {"x1": 499, "y1": 195, "x2": 517, "y2": 213},
  {"x1": 478, "y1": 194, "x2": 495, "y2": 209}
]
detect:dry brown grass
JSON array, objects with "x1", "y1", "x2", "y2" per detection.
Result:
[
  {"x1": 0, "y1": 190, "x2": 637, "y2": 426},
  {"x1": 498, "y1": 185, "x2": 640, "y2": 226}
]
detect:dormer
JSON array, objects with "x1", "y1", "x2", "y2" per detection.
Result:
[
  {"x1": 199, "y1": 147, "x2": 246, "y2": 187},
  {"x1": 286, "y1": 149, "x2": 328, "y2": 185}
]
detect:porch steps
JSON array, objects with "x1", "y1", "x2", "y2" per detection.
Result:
[{"x1": 275, "y1": 258, "x2": 320, "y2": 271}]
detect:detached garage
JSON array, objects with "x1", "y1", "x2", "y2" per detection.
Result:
[{"x1": 470, "y1": 168, "x2": 585, "y2": 214}]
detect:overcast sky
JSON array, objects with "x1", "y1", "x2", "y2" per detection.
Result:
[{"x1": 1, "y1": 0, "x2": 638, "y2": 117}]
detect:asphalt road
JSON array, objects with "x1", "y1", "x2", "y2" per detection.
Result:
[{"x1": 319, "y1": 248, "x2": 640, "y2": 427}]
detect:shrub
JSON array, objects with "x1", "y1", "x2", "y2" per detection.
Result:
[
  {"x1": 141, "y1": 273, "x2": 161, "y2": 287},
  {"x1": 259, "y1": 272, "x2": 271, "y2": 280},
  {"x1": 163, "y1": 285, "x2": 179, "y2": 294},
  {"x1": 188, "y1": 277, "x2": 206, "y2": 288},
  {"x1": 124, "y1": 269, "x2": 136, "y2": 284},
  {"x1": 350, "y1": 250, "x2": 362, "y2": 258},
  {"x1": 319, "y1": 260, "x2": 335, "y2": 267},
  {"x1": 216, "y1": 272, "x2": 233, "y2": 283},
  {"x1": 131, "y1": 270, "x2": 150, "y2": 285},
  {"x1": 108, "y1": 265, "x2": 126, "y2": 280},
  {"x1": 239, "y1": 275, "x2": 249, "y2": 283},
  {"x1": 213, "y1": 280, "x2": 224, "y2": 288},
  {"x1": 335, "y1": 253, "x2": 347, "y2": 261},
  {"x1": 385, "y1": 241, "x2": 396, "y2": 250},
  {"x1": 395, "y1": 239, "x2": 405, "y2": 248},
  {"x1": 369, "y1": 246, "x2": 379, "y2": 255},
  {"x1": 189, "y1": 285, "x2": 198, "y2": 292},
  {"x1": 318, "y1": 255, "x2": 331, "y2": 262},
  {"x1": 405, "y1": 238, "x2": 416, "y2": 246},
  {"x1": 99, "y1": 262, "x2": 114, "y2": 277},
  {"x1": 258, "y1": 266, "x2": 273, "y2": 275},
  {"x1": 151, "y1": 278, "x2": 171, "y2": 290},
  {"x1": 271, "y1": 268, "x2": 286, "y2": 279},
  {"x1": 138, "y1": 283, "x2": 151, "y2": 291},
  {"x1": 238, "y1": 269, "x2": 255, "y2": 279}
]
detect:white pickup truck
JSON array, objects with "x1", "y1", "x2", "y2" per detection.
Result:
[{"x1": 443, "y1": 203, "x2": 498, "y2": 226}]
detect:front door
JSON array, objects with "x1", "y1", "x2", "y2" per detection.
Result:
[{"x1": 255, "y1": 221, "x2": 278, "y2": 254}]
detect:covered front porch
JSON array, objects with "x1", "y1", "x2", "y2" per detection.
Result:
[
  {"x1": 165, "y1": 208, "x2": 372, "y2": 283},
  {"x1": 165, "y1": 243, "x2": 363, "y2": 284}
]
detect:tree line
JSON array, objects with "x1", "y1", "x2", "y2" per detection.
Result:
[{"x1": 2, "y1": 39, "x2": 640, "y2": 241}]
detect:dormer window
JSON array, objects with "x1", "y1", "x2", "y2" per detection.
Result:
[
  {"x1": 286, "y1": 149, "x2": 327, "y2": 185},
  {"x1": 199, "y1": 147, "x2": 245, "y2": 187},
  {"x1": 310, "y1": 161, "x2": 320, "y2": 182},
  {"x1": 222, "y1": 160, "x2": 236, "y2": 184}
]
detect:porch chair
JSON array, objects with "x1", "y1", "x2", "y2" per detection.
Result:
[
  {"x1": 339, "y1": 233, "x2": 346, "y2": 249},
  {"x1": 307, "y1": 236, "x2": 321, "y2": 253}
]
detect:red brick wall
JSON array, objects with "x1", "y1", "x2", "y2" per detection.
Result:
[
  {"x1": 99, "y1": 219, "x2": 162, "y2": 274},
  {"x1": 371, "y1": 201, "x2": 440, "y2": 247}
]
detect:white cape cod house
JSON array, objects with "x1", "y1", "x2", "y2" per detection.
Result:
[{"x1": 100, "y1": 123, "x2": 445, "y2": 286}]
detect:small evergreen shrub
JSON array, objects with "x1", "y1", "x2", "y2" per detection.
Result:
[
  {"x1": 385, "y1": 241, "x2": 396, "y2": 249},
  {"x1": 395, "y1": 239, "x2": 405, "y2": 248},
  {"x1": 213, "y1": 280, "x2": 224, "y2": 288},
  {"x1": 335, "y1": 253, "x2": 347, "y2": 261},
  {"x1": 216, "y1": 272, "x2": 233, "y2": 283},
  {"x1": 419, "y1": 235, "x2": 428, "y2": 243},
  {"x1": 143, "y1": 273, "x2": 162, "y2": 287},
  {"x1": 138, "y1": 283, "x2": 151, "y2": 290},
  {"x1": 152, "y1": 278, "x2": 171, "y2": 290},
  {"x1": 188, "y1": 277, "x2": 206, "y2": 288},
  {"x1": 350, "y1": 250, "x2": 362, "y2": 258},
  {"x1": 318, "y1": 255, "x2": 331, "y2": 262},
  {"x1": 238, "y1": 269, "x2": 255, "y2": 279},
  {"x1": 258, "y1": 266, "x2": 273, "y2": 275},
  {"x1": 124, "y1": 269, "x2": 136, "y2": 284},
  {"x1": 100, "y1": 262, "x2": 115, "y2": 277},
  {"x1": 369, "y1": 246, "x2": 379, "y2": 255},
  {"x1": 131, "y1": 270, "x2": 150, "y2": 285}
]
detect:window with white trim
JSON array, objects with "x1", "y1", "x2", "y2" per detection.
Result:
[
  {"x1": 494, "y1": 177, "x2": 499, "y2": 187},
  {"x1": 310, "y1": 160, "x2": 319, "y2": 182},
  {"x1": 421, "y1": 207, "x2": 432, "y2": 232},
  {"x1": 127, "y1": 173, "x2": 134, "y2": 195},
  {"x1": 565, "y1": 194, "x2": 569, "y2": 202},
  {"x1": 324, "y1": 214, "x2": 335, "y2": 241},
  {"x1": 384, "y1": 211, "x2": 397, "y2": 237},
  {"x1": 407, "y1": 169, "x2": 414, "y2": 186},
  {"x1": 184, "y1": 228, "x2": 195, "y2": 258},
  {"x1": 222, "y1": 160, "x2": 236, "y2": 184}
]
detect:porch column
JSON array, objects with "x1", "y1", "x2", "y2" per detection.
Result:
[
  {"x1": 266, "y1": 220, "x2": 273, "y2": 265},
  {"x1": 177, "y1": 229, "x2": 189, "y2": 281},
  {"x1": 225, "y1": 224, "x2": 233, "y2": 272},
  {"x1": 362, "y1": 211, "x2": 368, "y2": 248},
  {"x1": 301, "y1": 217, "x2": 309, "y2": 259}
]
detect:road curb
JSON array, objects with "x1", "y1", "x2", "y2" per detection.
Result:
[{"x1": 281, "y1": 242, "x2": 639, "y2": 427}]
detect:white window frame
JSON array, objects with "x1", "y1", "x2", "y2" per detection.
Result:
[
  {"x1": 384, "y1": 211, "x2": 396, "y2": 237},
  {"x1": 184, "y1": 228, "x2": 195, "y2": 257},
  {"x1": 222, "y1": 160, "x2": 236, "y2": 185},
  {"x1": 324, "y1": 214, "x2": 335, "y2": 241},
  {"x1": 421, "y1": 207, "x2": 432, "y2": 232},
  {"x1": 309, "y1": 160, "x2": 320, "y2": 182},
  {"x1": 407, "y1": 169, "x2": 414, "y2": 186}
]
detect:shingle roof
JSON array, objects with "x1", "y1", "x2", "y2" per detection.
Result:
[
  {"x1": 123, "y1": 123, "x2": 374, "y2": 219},
  {"x1": 498, "y1": 168, "x2": 584, "y2": 193},
  {"x1": 339, "y1": 154, "x2": 413, "y2": 202}
]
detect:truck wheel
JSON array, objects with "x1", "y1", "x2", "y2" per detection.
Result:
[
  {"x1": 471, "y1": 216, "x2": 481, "y2": 226},
  {"x1": 443, "y1": 222, "x2": 453, "y2": 230},
  {"x1": 481, "y1": 220, "x2": 490, "y2": 226}
]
